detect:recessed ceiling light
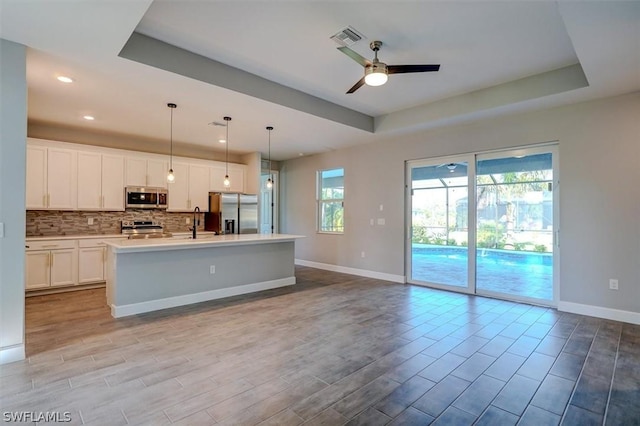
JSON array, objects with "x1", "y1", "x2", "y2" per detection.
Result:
[
  {"x1": 83, "y1": 115, "x2": 95, "y2": 121},
  {"x1": 57, "y1": 76, "x2": 73, "y2": 83},
  {"x1": 218, "y1": 139, "x2": 226, "y2": 144}
]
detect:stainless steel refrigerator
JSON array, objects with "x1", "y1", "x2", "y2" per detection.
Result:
[{"x1": 204, "y1": 192, "x2": 258, "y2": 234}]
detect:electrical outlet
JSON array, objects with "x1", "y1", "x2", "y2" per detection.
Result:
[
  {"x1": 370, "y1": 218, "x2": 374, "y2": 226},
  {"x1": 377, "y1": 218, "x2": 385, "y2": 225},
  {"x1": 210, "y1": 265, "x2": 216, "y2": 274},
  {"x1": 88, "y1": 217, "x2": 94, "y2": 225},
  {"x1": 609, "y1": 279, "x2": 618, "y2": 290},
  {"x1": 379, "y1": 204, "x2": 384, "y2": 211},
  {"x1": 361, "y1": 251, "x2": 365, "y2": 258},
  {"x1": 186, "y1": 218, "x2": 190, "y2": 224}
]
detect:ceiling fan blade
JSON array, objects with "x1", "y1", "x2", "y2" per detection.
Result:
[
  {"x1": 346, "y1": 77, "x2": 366, "y2": 94},
  {"x1": 388, "y1": 64, "x2": 440, "y2": 74},
  {"x1": 337, "y1": 46, "x2": 372, "y2": 67}
]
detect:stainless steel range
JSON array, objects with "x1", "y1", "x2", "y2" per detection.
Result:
[{"x1": 121, "y1": 220, "x2": 173, "y2": 239}]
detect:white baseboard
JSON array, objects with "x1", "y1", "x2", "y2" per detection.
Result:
[
  {"x1": 0, "y1": 344, "x2": 25, "y2": 365},
  {"x1": 558, "y1": 301, "x2": 640, "y2": 325},
  {"x1": 295, "y1": 259, "x2": 405, "y2": 283},
  {"x1": 111, "y1": 277, "x2": 296, "y2": 318}
]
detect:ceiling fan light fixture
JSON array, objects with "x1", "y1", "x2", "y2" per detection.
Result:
[{"x1": 364, "y1": 64, "x2": 388, "y2": 86}]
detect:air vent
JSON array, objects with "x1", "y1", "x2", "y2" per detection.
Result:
[{"x1": 330, "y1": 26, "x2": 365, "y2": 47}]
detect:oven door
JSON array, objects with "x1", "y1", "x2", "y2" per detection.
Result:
[{"x1": 125, "y1": 189, "x2": 159, "y2": 208}]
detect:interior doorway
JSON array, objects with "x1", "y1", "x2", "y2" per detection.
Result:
[{"x1": 260, "y1": 170, "x2": 279, "y2": 234}]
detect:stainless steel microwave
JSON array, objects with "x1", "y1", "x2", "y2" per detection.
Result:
[{"x1": 125, "y1": 186, "x2": 168, "y2": 209}]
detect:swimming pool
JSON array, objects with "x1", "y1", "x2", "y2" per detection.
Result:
[{"x1": 411, "y1": 245, "x2": 553, "y2": 301}]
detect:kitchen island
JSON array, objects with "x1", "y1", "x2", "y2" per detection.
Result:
[{"x1": 104, "y1": 234, "x2": 304, "y2": 318}]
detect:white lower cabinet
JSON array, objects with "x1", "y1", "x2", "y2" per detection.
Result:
[
  {"x1": 79, "y1": 247, "x2": 105, "y2": 284},
  {"x1": 78, "y1": 238, "x2": 116, "y2": 284},
  {"x1": 25, "y1": 240, "x2": 78, "y2": 290},
  {"x1": 26, "y1": 236, "x2": 125, "y2": 291}
]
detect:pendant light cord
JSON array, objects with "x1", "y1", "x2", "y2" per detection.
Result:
[
  {"x1": 266, "y1": 126, "x2": 273, "y2": 185},
  {"x1": 268, "y1": 127, "x2": 272, "y2": 176},
  {"x1": 167, "y1": 103, "x2": 177, "y2": 171},
  {"x1": 223, "y1": 116, "x2": 231, "y2": 186},
  {"x1": 225, "y1": 121, "x2": 229, "y2": 175}
]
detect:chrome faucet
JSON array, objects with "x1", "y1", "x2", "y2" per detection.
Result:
[{"x1": 192, "y1": 206, "x2": 201, "y2": 239}]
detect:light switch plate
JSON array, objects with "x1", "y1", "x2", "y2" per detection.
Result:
[{"x1": 0, "y1": 222, "x2": 4, "y2": 238}]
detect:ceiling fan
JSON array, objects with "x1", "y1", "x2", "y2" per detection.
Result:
[
  {"x1": 436, "y1": 162, "x2": 467, "y2": 172},
  {"x1": 338, "y1": 40, "x2": 440, "y2": 94}
]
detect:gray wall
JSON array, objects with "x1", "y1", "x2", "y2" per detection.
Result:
[
  {"x1": 281, "y1": 92, "x2": 640, "y2": 314},
  {"x1": 0, "y1": 39, "x2": 27, "y2": 362}
]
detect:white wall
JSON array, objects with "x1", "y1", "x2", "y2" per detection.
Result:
[
  {"x1": 0, "y1": 39, "x2": 27, "y2": 363},
  {"x1": 281, "y1": 92, "x2": 640, "y2": 319}
]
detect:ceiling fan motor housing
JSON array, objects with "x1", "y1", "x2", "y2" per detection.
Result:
[{"x1": 366, "y1": 62, "x2": 388, "y2": 75}]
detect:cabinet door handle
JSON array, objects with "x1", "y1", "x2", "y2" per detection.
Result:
[
  {"x1": 102, "y1": 195, "x2": 105, "y2": 208},
  {"x1": 47, "y1": 253, "x2": 51, "y2": 267},
  {"x1": 50, "y1": 253, "x2": 53, "y2": 267},
  {"x1": 43, "y1": 194, "x2": 47, "y2": 207},
  {"x1": 47, "y1": 193, "x2": 51, "y2": 207}
]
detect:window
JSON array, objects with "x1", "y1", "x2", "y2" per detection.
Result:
[{"x1": 317, "y1": 168, "x2": 344, "y2": 233}]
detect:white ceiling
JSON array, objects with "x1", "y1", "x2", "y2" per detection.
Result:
[{"x1": 1, "y1": 1, "x2": 639, "y2": 161}]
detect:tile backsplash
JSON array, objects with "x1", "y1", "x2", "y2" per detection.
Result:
[{"x1": 26, "y1": 210, "x2": 205, "y2": 237}]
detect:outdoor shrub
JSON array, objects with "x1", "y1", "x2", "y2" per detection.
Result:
[{"x1": 477, "y1": 222, "x2": 506, "y2": 249}]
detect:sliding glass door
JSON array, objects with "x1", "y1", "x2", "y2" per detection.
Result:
[
  {"x1": 407, "y1": 156, "x2": 474, "y2": 292},
  {"x1": 475, "y1": 149, "x2": 556, "y2": 302},
  {"x1": 407, "y1": 146, "x2": 558, "y2": 305}
]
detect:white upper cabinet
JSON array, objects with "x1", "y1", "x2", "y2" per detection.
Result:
[
  {"x1": 189, "y1": 164, "x2": 210, "y2": 211},
  {"x1": 167, "y1": 162, "x2": 189, "y2": 211},
  {"x1": 125, "y1": 157, "x2": 168, "y2": 188},
  {"x1": 147, "y1": 159, "x2": 168, "y2": 188},
  {"x1": 47, "y1": 148, "x2": 77, "y2": 210},
  {"x1": 77, "y1": 152, "x2": 124, "y2": 210},
  {"x1": 167, "y1": 163, "x2": 210, "y2": 212},
  {"x1": 210, "y1": 164, "x2": 245, "y2": 193},
  {"x1": 124, "y1": 157, "x2": 147, "y2": 187},
  {"x1": 101, "y1": 154, "x2": 125, "y2": 210},
  {"x1": 77, "y1": 152, "x2": 102, "y2": 209},
  {"x1": 26, "y1": 145, "x2": 47, "y2": 209},
  {"x1": 26, "y1": 144, "x2": 77, "y2": 210},
  {"x1": 27, "y1": 139, "x2": 247, "y2": 211}
]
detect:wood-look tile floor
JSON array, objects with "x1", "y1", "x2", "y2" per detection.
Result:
[{"x1": 3, "y1": 266, "x2": 639, "y2": 425}]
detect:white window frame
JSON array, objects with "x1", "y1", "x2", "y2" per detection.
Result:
[{"x1": 317, "y1": 168, "x2": 344, "y2": 234}]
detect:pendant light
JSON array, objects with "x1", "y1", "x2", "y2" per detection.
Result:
[
  {"x1": 223, "y1": 116, "x2": 231, "y2": 188},
  {"x1": 166, "y1": 103, "x2": 177, "y2": 183},
  {"x1": 265, "y1": 126, "x2": 274, "y2": 189}
]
